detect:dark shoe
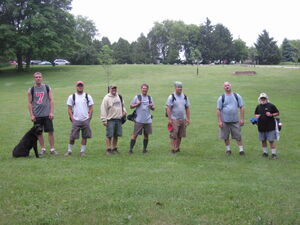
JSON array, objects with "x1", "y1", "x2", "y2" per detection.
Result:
[
  {"x1": 239, "y1": 151, "x2": 245, "y2": 156},
  {"x1": 128, "y1": 150, "x2": 133, "y2": 154},
  {"x1": 171, "y1": 150, "x2": 176, "y2": 154},
  {"x1": 64, "y1": 151, "x2": 72, "y2": 156},
  {"x1": 106, "y1": 149, "x2": 112, "y2": 155},
  {"x1": 80, "y1": 151, "x2": 86, "y2": 157},
  {"x1": 175, "y1": 149, "x2": 180, "y2": 153},
  {"x1": 143, "y1": 150, "x2": 148, "y2": 154},
  {"x1": 272, "y1": 154, "x2": 277, "y2": 159},
  {"x1": 262, "y1": 152, "x2": 269, "y2": 157},
  {"x1": 226, "y1": 150, "x2": 232, "y2": 156},
  {"x1": 112, "y1": 148, "x2": 120, "y2": 154}
]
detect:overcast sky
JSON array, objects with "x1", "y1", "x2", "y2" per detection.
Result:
[{"x1": 71, "y1": 0, "x2": 299, "y2": 47}]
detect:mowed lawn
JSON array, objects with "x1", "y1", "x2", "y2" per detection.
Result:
[{"x1": 0, "y1": 65, "x2": 299, "y2": 225}]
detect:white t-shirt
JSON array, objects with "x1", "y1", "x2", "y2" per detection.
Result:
[{"x1": 67, "y1": 92, "x2": 94, "y2": 121}]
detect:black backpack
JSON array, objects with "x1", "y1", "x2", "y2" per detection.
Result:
[
  {"x1": 221, "y1": 93, "x2": 240, "y2": 108},
  {"x1": 165, "y1": 93, "x2": 188, "y2": 117},
  {"x1": 118, "y1": 94, "x2": 127, "y2": 124},
  {"x1": 72, "y1": 93, "x2": 89, "y2": 106},
  {"x1": 30, "y1": 85, "x2": 49, "y2": 102}
]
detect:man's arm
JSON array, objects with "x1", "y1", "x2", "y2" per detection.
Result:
[
  {"x1": 68, "y1": 105, "x2": 74, "y2": 121},
  {"x1": 216, "y1": 109, "x2": 223, "y2": 128},
  {"x1": 48, "y1": 88, "x2": 54, "y2": 120},
  {"x1": 185, "y1": 107, "x2": 190, "y2": 125},
  {"x1": 100, "y1": 98, "x2": 108, "y2": 126},
  {"x1": 167, "y1": 105, "x2": 172, "y2": 124},
  {"x1": 88, "y1": 105, "x2": 94, "y2": 120},
  {"x1": 28, "y1": 90, "x2": 35, "y2": 122},
  {"x1": 239, "y1": 106, "x2": 245, "y2": 126}
]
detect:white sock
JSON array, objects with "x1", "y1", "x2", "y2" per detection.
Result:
[
  {"x1": 50, "y1": 148, "x2": 55, "y2": 152},
  {"x1": 272, "y1": 149, "x2": 277, "y2": 154},
  {"x1": 68, "y1": 144, "x2": 73, "y2": 152},
  {"x1": 80, "y1": 145, "x2": 86, "y2": 152},
  {"x1": 263, "y1": 147, "x2": 268, "y2": 153},
  {"x1": 41, "y1": 148, "x2": 46, "y2": 151},
  {"x1": 226, "y1": 145, "x2": 230, "y2": 151},
  {"x1": 239, "y1": 146, "x2": 244, "y2": 152}
]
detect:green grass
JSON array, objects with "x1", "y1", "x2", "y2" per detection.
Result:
[{"x1": 0, "y1": 64, "x2": 300, "y2": 225}]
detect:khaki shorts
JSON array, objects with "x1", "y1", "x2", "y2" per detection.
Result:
[
  {"x1": 170, "y1": 120, "x2": 186, "y2": 139},
  {"x1": 106, "y1": 119, "x2": 122, "y2": 138},
  {"x1": 70, "y1": 119, "x2": 92, "y2": 140},
  {"x1": 259, "y1": 130, "x2": 277, "y2": 142},
  {"x1": 219, "y1": 122, "x2": 241, "y2": 140},
  {"x1": 133, "y1": 122, "x2": 152, "y2": 136}
]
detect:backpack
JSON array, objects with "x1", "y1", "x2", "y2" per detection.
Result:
[
  {"x1": 221, "y1": 92, "x2": 240, "y2": 108},
  {"x1": 127, "y1": 94, "x2": 153, "y2": 122},
  {"x1": 72, "y1": 93, "x2": 89, "y2": 106},
  {"x1": 118, "y1": 94, "x2": 127, "y2": 124},
  {"x1": 30, "y1": 85, "x2": 49, "y2": 102},
  {"x1": 165, "y1": 93, "x2": 188, "y2": 117}
]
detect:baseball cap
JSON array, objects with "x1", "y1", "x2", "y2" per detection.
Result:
[
  {"x1": 109, "y1": 84, "x2": 117, "y2": 89},
  {"x1": 76, "y1": 81, "x2": 84, "y2": 86},
  {"x1": 174, "y1": 81, "x2": 183, "y2": 87},
  {"x1": 259, "y1": 93, "x2": 268, "y2": 99}
]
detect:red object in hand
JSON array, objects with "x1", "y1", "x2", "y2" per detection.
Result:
[{"x1": 168, "y1": 123, "x2": 173, "y2": 132}]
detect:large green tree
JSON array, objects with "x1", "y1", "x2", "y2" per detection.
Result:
[
  {"x1": 112, "y1": 38, "x2": 131, "y2": 64},
  {"x1": 290, "y1": 40, "x2": 300, "y2": 62},
  {"x1": 0, "y1": 0, "x2": 75, "y2": 71},
  {"x1": 130, "y1": 33, "x2": 152, "y2": 64},
  {"x1": 281, "y1": 38, "x2": 296, "y2": 62},
  {"x1": 232, "y1": 39, "x2": 248, "y2": 62},
  {"x1": 199, "y1": 18, "x2": 214, "y2": 63},
  {"x1": 254, "y1": 30, "x2": 281, "y2": 65}
]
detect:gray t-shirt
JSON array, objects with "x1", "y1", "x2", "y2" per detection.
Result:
[
  {"x1": 30, "y1": 84, "x2": 51, "y2": 117},
  {"x1": 166, "y1": 93, "x2": 190, "y2": 120},
  {"x1": 217, "y1": 93, "x2": 244, "y2": 122},
  {"x1": 131, "y1": 95, "x2": 153, "y2": 124}
]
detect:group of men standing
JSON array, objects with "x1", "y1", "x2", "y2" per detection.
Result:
[{"x1": 28, "y1": 72, "x2": 280, "y2": 159}]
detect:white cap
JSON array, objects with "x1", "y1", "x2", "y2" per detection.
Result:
[{"x1": 259, "y1": 93, "x2": 268, "y2": 99}]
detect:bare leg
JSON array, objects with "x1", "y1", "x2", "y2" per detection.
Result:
[
  {"x1": 81, "y1": 138, "x2": 87, "y2": 145},
  {"x1": 38, "y1": 135, "x2": 45, "y2": 149},
  {"x1": 106, "y1": 137, "x2": 112, "y2": 149},
  {"x1": 48, "y1": 132, "x2": 55, "y2": 149},
  {"x1": 112, "y1": 136, "x2": 118, "y2": 149}
]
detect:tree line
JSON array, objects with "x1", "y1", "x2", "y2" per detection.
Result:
[{"x1": 1, "y1": 0, "x2": 300, "y2": 71}]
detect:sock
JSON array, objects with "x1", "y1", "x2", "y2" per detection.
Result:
[
  {"x1": 143, "y1": 139, "x2": 149, "y2": 151},
  {"x1": 130, "y1": 139, "x2": 136, "y2": 151},
  {"x1": 50, "y1": 148, "x2": 55, "y2": 152},
  {"x1": 272, "y1": 149, "x2": 277, "y2": 155},
  {"x1": 80, "y1": 145, "x2": 86, "y2": 152},
  {"x1": 226, "y1": 145, "x2": 230, "y2": 151},
  {"x1": 239, "y1": 146, "x2": 244, "y2": 152},
  {"x1": 68, "y1": 144, "x2": 73, "y2": 152},
  {"x1": 41, "y1": 147, "x2": 46, "y2": 151},
  {"x1": 263, "y1": 147, "x2": 268, "y2": 153}
]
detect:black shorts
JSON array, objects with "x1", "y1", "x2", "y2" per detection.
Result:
[{"x1": 34, "y1": 117, "x2": 54, "y2": 132}]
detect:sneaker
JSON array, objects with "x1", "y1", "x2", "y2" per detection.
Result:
[
  {"x1": 39, "y1": 149, "x2": 47, "y2": 155},
  {"x1": 112, "y1": 148, "x2": 120, "y2": 154},
  {"x1": 64, "y1": 151, "x2": 72, "y2": 156},
  {"x1": 80, "y1": 152, "x2": 86, "y2": 157},
  {"x1": 171, "y1": 150, "x2": 176, "y2": 154},
  {"x1": 226, "y1": 150, "x2": 232, "y2": 156},
  {"x1": 50, "y1": 150, "x2": 58, "y2": 155},
  {"x1": 262, "y1": 152, "x2": 269, "y2": 157},
  {"x1": 239, "y1": 151, "x2": 245, "y2": 156},
  {"x1": 175, "y1": 149, "x2": 180, "y2": 153},
  {"x1": 106, "y1": 149, "x2": 112, "y2": 155},
  {"x1": 272, "y1": 154, "x2": 277, "y2": 159},
  {"x1": 143, "y1": 150, "x2": 148, "y2": 154},
  {"x1": 128, "y1": 150, "x2": 133, "y2": 154}
]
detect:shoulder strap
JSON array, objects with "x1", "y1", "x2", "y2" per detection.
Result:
[
  {"x1": 221, "y1": 94, "x2": 225, "y2": 104},
  {"x1": 137, "y1": 94, "x2": 142, "y2": 101},
  {"x1": 148, "y1": 95, "x2": 152, "y2": 104},
  {"x1": 183, "y1": 94, "x2": 188, "y2": 108},
  {"x1": 45, "y1": 84, "x2": 49, "y2": 95},
  {"x1": 119, "y1": 94, "x2": 124, "y2": 113},
  {"x1": 72, "y1": 93, "x2": 76, "y2": 106},
  {"x1": 233, "y1": 93, "x2": 240, "y2": 107},
  {"x1": 171, "y1": 93, "x2": 176, "y2": 102},
  {"x1": 85, "y1": 93, "x2": 89, "y2": 106},
  {"x1": 31, "y1": 86, "x2": 34, "y2": 102}
]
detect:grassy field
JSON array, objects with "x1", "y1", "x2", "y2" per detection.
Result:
[{"x1": 0, "y1": 64, "x2": 299, "y2": 225}]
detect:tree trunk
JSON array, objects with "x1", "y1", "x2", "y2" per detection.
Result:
[
  {"x1": 16, "y1": 52, "x2": 23, "y2": 72},
  {"x1": 25, "y1": 50, "x2": 32, "y2": 71}
]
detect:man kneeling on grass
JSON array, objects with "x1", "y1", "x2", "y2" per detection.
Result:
[
  {"x1": 255, "y1": 93, "x2": 280, "y2": 159},
  {"x1": 65, "y1": 81, "x2": 94, "y2": 157}
]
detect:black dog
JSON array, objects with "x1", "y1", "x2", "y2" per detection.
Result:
[{"x1": 12, "y1": 124, "x2": 43, "y2": 158}]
